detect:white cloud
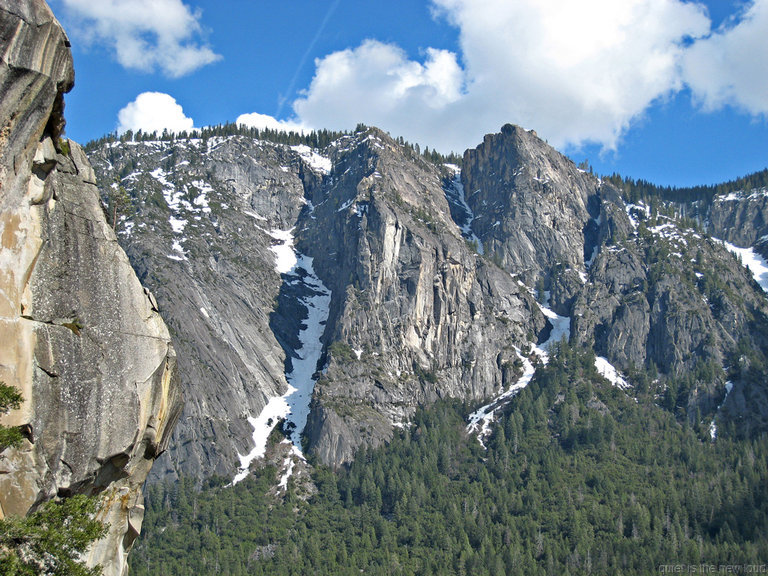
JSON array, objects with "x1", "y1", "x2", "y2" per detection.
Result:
[
  {"x1": 236, "y1": 112, "x2": 307, "y2": 134},
  {"x1": 285, "y1": 0, "x2": 712, "y2": 152},
  {"x1": 433, "y1": 0, "x2": 710, "y2": 149},
  {"x1": 292, "y1": 41, "x2": 464, "y2": 147},
  {"x1": 683, "y1": 0, "x2": 768, "y2": 116},
  {"x1": 61, "y1": 0, "x2": 221, "y2": 77},
  {"x1": 117, "y1": 92, "x2": 195, "y2": 135},
  {"x1": 237, "y1": 1, "x2": 764, "y2": 154}
]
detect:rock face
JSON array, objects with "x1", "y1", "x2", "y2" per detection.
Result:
[
  {"x1": 0, "y1": 2, "x2": 182, "y2": 575},
  {"x1": 88, "y1": 130, "x2": 545, "y2": 473},
  {"x1": 459, "y1": 125, "x2": 768, "y2": 430},
  {"x1": 461, "y1": 124, "x2": 633, "y2": 315},
  {"x1": 301, "y1": 130, "x2": 544, "y2": 464},
  {"x1": 700, "y1": 188, "x2": 768, "y2": 247},
  {"x1": 572, "y1": 225, "x2": 765, "y2": 377},
  {"x1": 87, "y1": 136, "x2": 314, "y2": 482},
  {"x1": 88, "y1": 121, "x2": 768, "y2": 477}
]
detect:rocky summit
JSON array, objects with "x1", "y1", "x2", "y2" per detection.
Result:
[{"x1": 87, "y1": 122, "x2": 768, "y2": 486}]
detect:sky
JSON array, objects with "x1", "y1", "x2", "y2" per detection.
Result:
[{"x1": 47, "y1": 0, "x2": 768, "y2": 187}]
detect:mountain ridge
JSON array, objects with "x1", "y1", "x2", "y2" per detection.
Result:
[{"x1": 87, "y1": 122, "x2": 768, "y2": 483}]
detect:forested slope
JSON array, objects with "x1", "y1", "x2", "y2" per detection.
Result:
[{"x1": 130, "y1": 343, "x2": 768, "y2": 576}]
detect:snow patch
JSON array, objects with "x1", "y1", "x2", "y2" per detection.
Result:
[
  {"x1": 233, "y1": 254, "x2": 332, "y2": 485},
  {"x1": 715, "y1": 188, "x2": 768, "y2": 203},
  {"x1": 292, "y1": 145, "x2": 332, "y2": 174},
  {"x1": 467, "y1": 349, "x2": 535, "y2": 444},
  {"x1": 268, "y1": 228, "x2": 297, "y2": 273},
  {"x1": 625, "y1": 202, "x2": 650, "y2": 229},
  {"x1": 720, "y1": 240, "x2": 768, "y2": 294},
  {"x1": 119, "y1": 219, "x2": 134, "y2": 237},
  {"x1": 533, "y1": 303, "x2": 571, "y2": 363},
  {"x1": 169, "y1": 215, "x2": 187, "y2": 234},
  {"x1": 709, "y1": 381, "x2": 734, "y2": 440},
  {"x1": 243, "y1": 209, "x2": 267, "y2": 221},
  {"x1": 584, "y1": 245, "x2": 598, "y2": 269},
  {"x1": 277, "y1": 444, "x2": 301, "y2": 491},
  {"x1": 595, "y1": 357, "x2": 630, "y2": 389},
  {"x1": 190, "y1": 180, "x2": 213, "y2": 213},
  {"x1": 337, "y1": 198, "x2": 355, "y2": 212},
  {"x1": 168, "y1": 238, "x2": 187, "y2": 261}
]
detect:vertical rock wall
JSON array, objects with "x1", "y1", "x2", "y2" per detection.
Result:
[{"x1": 0, "y1": 2, "x2": 182, "y2": 575}]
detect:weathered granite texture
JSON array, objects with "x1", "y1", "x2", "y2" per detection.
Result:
[{"x1": 0, "y1": 2, "x2": 182, "y2": 575}]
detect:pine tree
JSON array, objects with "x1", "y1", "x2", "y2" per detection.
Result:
[
  {"x1": 0, "y1": 382, "x2": 23, "y2": 451},
  {"x1": 0, "y1": 495, "x2": 108, "y2": 576}
]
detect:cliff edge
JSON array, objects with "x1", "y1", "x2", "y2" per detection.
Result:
[{"x1": 0, "y1": 2, "x2": 182, "y2": 574}]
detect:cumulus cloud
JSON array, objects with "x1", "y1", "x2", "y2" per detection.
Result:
[
  {"x1": 291, "y1": 0, "x2": 714, "y2": 152},
  {"x1": 292, "y1": 41, "x2": 464, "y2": 147},
  {"x1": 61, "y1": 0, "x2": 220, "y2": 77},
  {"x1": 236, "y1": 0, "x2": 764, "y2": 153},
  {"x1": 236, "y1": 112, "x2": 307, "y2": 134},
  {"x1": 683, "y1": 0, "x2": 768, "y2": 116},
  {"x1": 117, "y1": 92, "x2": 195, "y2": 135},
  {"x1": 430, "y1": 0, "x2": 710, "y2": 150}
]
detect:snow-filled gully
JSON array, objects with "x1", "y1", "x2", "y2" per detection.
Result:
[
  {"x1": 467, "y1": 296, "x2": 630, "y2": 446},
  {"x1": 467, "y1": 300, "x2": 569, "y2": 445},
  {"x1": 445, "y1": 168, "x2": 484, "y2": 255},
  {"x1": 233, "y1": 230, "x2": 331, "y2": 486}
]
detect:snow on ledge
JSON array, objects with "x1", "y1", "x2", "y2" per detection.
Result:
[
  {"x1": 291, "y1": 145, "x2": 332, "y2": 174},
  {"x1": 719, "y1": 240, "x2": 768, "y2": 294},
  {"x1": 594, "y1": 356, "x2": 630, "y2": 389}
]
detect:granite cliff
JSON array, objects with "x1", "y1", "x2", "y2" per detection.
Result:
[
  {"x1": 0, "y1": 2, "x2": 182, "y2": 574},
  {"x1": 460, "y1": 126, "x2": 768, "y2": 431},
  {"x1": 301, "y1": 129, "x2": 545, "y2": 464},
  {"x1": 88, "y1": 122, "x2": 768, "y2": 481},
  {"x1": 88, "y1": 128, "x2": 546, "y2": 477}
]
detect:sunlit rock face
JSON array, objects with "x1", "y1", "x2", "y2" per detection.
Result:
[
  {"x1": 90, "y1": 120, "x2": 768, "y2": 475},
  {"x1": 0, "y1": 2, "x2": 182, "y2": 575}
]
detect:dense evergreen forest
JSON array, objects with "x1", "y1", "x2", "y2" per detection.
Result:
[
  {"x1": 129, "y1": 343, "x2": 768, "y2": 575},
  {"x1": 604, "y1": 168, "x2": 768, "y2": 206}
]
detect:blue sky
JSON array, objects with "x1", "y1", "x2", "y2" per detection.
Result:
[{"x1": 48, "y1": 0, "x2": 768, "y2": 187}]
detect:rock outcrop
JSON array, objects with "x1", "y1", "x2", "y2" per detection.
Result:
[
  {"x1": 706, "y1": 190, "x2": 768, "y2": 247},
  {"x1": 301, "y1": 129, "x2": 545, "y2": 464},
  {"x1": 461, "y1": 124, "x2": 633, "y2": 315},
  {"x1": 0, "y1": 2, "x2": 182, "y2": 575},
  {"x1": 88, "y1": 121, "x2": 768, "y2": 475},
  {"x1": 572, "y1": 225, "x2": 766, "y2": 376},
  {"x1": 459, "y1": 125, "x2": 768, "y2": 430}
]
